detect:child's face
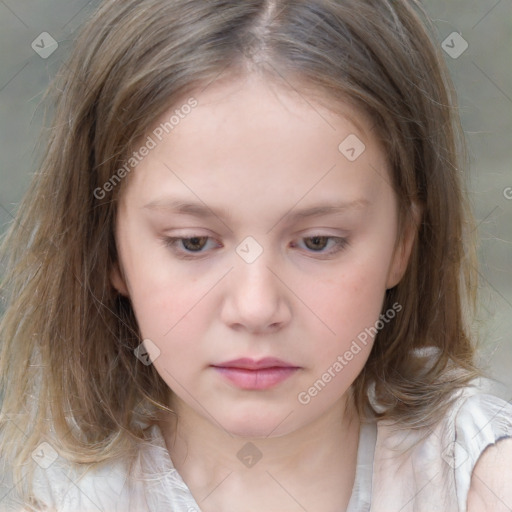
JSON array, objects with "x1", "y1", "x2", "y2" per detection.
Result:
[{"x1": 112, "y1": 75, "x2": 413, "y2": 437}]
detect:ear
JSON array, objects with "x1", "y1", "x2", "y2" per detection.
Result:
[
  {"x1": 386, "y1": 202, "x2": 421, "y2": 290},
  {"x1": 110, "y1": 261, "x2": 130, "y2": 297}
]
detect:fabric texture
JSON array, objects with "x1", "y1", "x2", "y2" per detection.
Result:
[{"x1": 2, "y1": 384, "x2": 511, "y2": 511}]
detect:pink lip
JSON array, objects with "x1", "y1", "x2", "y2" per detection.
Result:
[
  {"x1": 212, "y1": 358, "x2": 300, "y2": 390},
  {"x1": 215, "y1": 357, "x2": 296, "y2": 370}
]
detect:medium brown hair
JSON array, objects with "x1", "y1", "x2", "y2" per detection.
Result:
[{"x1": 0, "y1": 0, "x2": 478, "y2": 490}]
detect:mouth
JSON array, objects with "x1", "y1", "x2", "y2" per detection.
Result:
[{"x1": 211, "y1": 358, "x2": 300, "y2": 390}]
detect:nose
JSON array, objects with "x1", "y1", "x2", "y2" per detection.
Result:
[{"x1": 220, "y1": 254, "x2": 292, "y2": 334}]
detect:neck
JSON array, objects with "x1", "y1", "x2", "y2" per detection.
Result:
[{"x1": 159, "y1": 394, "x2": 361, "y2": 512}]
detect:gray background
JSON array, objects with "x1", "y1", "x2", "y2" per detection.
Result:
[{"x1": 0, "y1": 1, "x2": 511, "y2": 395}]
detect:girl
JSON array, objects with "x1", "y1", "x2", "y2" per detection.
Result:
[{"x1": 1, "y1": 0, "x2": 511, "y2": 510}]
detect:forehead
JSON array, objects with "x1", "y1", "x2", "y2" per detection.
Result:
[
  {"x1": 119, "y1": 75, "x2": 392, "y2": 221},
  {"x1": 166, "y1": 74, "x2": 374, "y2": 156}
]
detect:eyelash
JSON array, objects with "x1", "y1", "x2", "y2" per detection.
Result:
[{"x1": 161, "y1": 235, "x2": 349, "y2": 260}]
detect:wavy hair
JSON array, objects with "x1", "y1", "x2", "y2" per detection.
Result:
[{"x1": 0, "y1": 0, "x2": 478, "y2": 494}]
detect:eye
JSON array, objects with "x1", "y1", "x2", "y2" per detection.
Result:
[
  {"x1": 162, "y1": 236, "x2": 221, "y2": 258},
  {"x1": 292, "y1": 236, "x2": 348, "y2": 256},
  {"x1": 180, "y1": 236, "x2": 208, "y2": 252},
  {"x1": 161, "y1": 234, "x2": 348, "y2": 260},
  {"x1": 304, "y1": 236, "x2": 330, "y2": 251}
]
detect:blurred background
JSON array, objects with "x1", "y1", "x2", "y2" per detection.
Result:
[{"x1": 0, "y1": 0, "x2": 511, "y2": 395}]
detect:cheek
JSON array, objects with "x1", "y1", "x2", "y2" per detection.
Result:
[
  {"x1": 118, "y1": 225, "x2": 213, "y2": 335},
  {"x1": 291, "y1": 249, "x2": 392, "y2": 401},
  {"x1": 303, "y1": 261, "x2": 389, "y2": 341},
  {"x1": 130, "y1": 274, "x2": 212, "y2": 342},
  {"x1": 132, "y1": 282, "x2": 214, "y2": 385},
  {"x1": 292, "y1": 270, "x2": 385, "y2": 410},
  {"x1": 120, "y1": 255, "x2": 212, "y2": 364}
]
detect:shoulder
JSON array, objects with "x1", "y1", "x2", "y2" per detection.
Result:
[
  {"x1": 29, "y1": 453, "x2": 132, "y2": 511},
  {"x1": 452, "y1": 390, "x2": 512, "y2": 511},
  {"x1": 372, "y1": 384, "x2": 512, "y2": 512},
  {"x1": 467, "y1": 437, "x2": 512, "y2": 512},
  {"x1": 442, "y1": 388, "x2": 512, "y2": 512},
  {"x1": 16, "y1": 424, "x2": 199, "y2": 511},
  {"x1": 3, "y1": 439, "x2": 136, "y2": 511},
  {"x1": 466, "y1": 404, "x2": 512, "y2": 512}
]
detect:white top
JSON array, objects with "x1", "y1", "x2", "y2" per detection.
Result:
[{"x1": 3, "y1": 385, "x2": 512, "y2": 511}]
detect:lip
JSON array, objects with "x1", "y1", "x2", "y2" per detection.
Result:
[
  {"x1": 214, "y1": 357, "x2": 297, "y2": 370},
  {"x1": 211, "y1": 357, "x2": 300, "y2": 390}
]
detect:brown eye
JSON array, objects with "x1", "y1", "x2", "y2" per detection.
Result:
[
  {"x1": 304, "y1": 236, "x2": 329, "y2": 251},
  {"x1": 162, "y1": 235, "x2": 222, "y2": 259},
  {"x1": 291, "y1": 235, "x2": 349, "y2": 258},
  {"x1": 181, "y1": 237, "x2": 208, "y2": 251}
]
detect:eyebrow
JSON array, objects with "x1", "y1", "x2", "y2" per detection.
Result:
[{"x1": 143, "y1": 198, "x2": 369, "y2": 223}]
